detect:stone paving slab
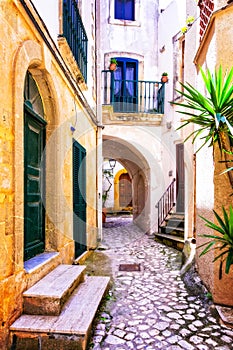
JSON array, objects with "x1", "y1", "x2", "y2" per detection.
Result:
[{"x1": 85, "y1": 216, "x2": 233, "y2": 350}]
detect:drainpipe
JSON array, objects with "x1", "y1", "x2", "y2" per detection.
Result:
[
  {"x1": 193, "y1": 153, "x2": 196, "y2": 240},
  {"x1": 95, "y1": 0, "x2": 103, "y2": 242}
]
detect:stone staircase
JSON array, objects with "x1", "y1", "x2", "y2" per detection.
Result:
[
  {"x1": 10, "y1": 264, "x2": 110, "y2": 350},
  {"x1": 155, "y1": 212, "x2": 185, "y2": 251}
]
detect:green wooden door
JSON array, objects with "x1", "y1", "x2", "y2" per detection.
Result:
[
  {"x1": 73, "y1": 140, "x2": 87, "y2": 258},
  {"x1": 24, "y1": 104, "x2": 46, "y2": 261}
]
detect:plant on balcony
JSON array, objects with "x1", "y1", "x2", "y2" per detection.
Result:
[
  {"x1": 161, "y1": 72, "x2": 168, "y2": 83},
  {"x1": 186, "y1": 15, "x2": 195, "y2": 26},
  {"x1": 109, "y1": 58, "x2": 118, "y2": 71},
  {"x1": 172, "y1": 65, "x2": 233, "y2": 277},
  {"x1": 181, "y1": 26, "x2": 188, "y2": 34}
]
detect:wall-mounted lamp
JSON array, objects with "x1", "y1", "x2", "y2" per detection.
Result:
[
  {"x1": 109, "y1": 158, "x2": 116, "y2": 169},
  {"x1": 70, "y1": 125, "x2": 76, "y2": 133}
]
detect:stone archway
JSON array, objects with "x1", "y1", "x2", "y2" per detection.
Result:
[
  {"x1": 103, "y1": 135, "x2": 150, "y2": 233},
  {"x1": 13, "y1": 40, "x2": 60, "y2": 268}
]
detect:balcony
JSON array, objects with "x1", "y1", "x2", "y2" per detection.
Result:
[
  {"x1": 102, "y1": 70, "x2": 165, "y2": 125},
  {"x1": 58, "y1": 0, "x2": 88, "y2": 83}
]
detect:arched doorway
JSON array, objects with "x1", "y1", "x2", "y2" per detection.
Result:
[
  {"x1": 119, "y1": 172, "x2": 132, "y2": 207},
  {"x1": 24, "y1": 72, "x2": 46, "y2": 261}
]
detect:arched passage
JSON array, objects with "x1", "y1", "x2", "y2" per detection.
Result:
[{"x1": 103, "y1": 135, "x2": 150, "y2": 233}]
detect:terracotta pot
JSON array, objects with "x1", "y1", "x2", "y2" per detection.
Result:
[
  {"x1": 102, "y1": 208, "x2": 107, "y2": 223},
  {"x1": 109, "y1": 63, "x2": 117, "y2": 71},
  {"x1": 161, "y1": 75, "x2": 168, "y2": 83}
]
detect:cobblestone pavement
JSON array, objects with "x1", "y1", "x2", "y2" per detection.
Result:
[{"x1": 85, "y1": 216, "x2": 233, "y2": 350}]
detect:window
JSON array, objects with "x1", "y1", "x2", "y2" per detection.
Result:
[
  {"x1": 115, "y1": 0, "x2": 135, "y2": 21},
  {"x1": 111, "y1": 57, "x2": 138, "y2": 112}
]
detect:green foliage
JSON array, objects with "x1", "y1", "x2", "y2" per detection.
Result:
[
  {"x1": 110, "y1": 58, "x2": 118, "y2": 65},
  {"x1": 172, "y1": 65, "x2": 233, "y2": 152},
  {"x1": 205, "y1": 292, "x2": 212, "y2": 300},
  {"x1": 198, "y1": 205, "x2": 233, "y2": 277},
  {"x1": 186, "y1": 16, "x2": 195, "y2": 25},
  {"x1": 181, "y1": 26, "x2": 188, "y2": 34},
  {"x1": 102, "y1": 169, "x2": 113, "y2": 206},
  {"x1": 162, "y1": 72, "x2": 168, "y2": 76}
]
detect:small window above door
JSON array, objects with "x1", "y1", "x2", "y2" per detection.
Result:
[
  {"x1": 115, "y1": 0, "x2": 135, "y2": 21},
  {"x1": 109, "y1": 0, "x2": 140, "y2": 26},
  {"x1": 24, "y1": 72, "x2": 44, "y2": 118}
]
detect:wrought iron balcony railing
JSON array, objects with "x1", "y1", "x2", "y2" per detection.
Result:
[
  {"x1": 102, "y1": 70, "x2": 165, "y2": 114},
  {"x1": 63, "y1": 0, "x2": 88, "y2": 82}
]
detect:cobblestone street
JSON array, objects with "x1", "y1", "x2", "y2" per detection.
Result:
[{"x1": 85, "y1": 216, "x2": 233, "y2": 350}]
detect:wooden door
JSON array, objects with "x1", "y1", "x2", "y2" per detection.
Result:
[
  {"x1": 176, "y1": 143, "x2": 185, "y2": 213},
  {"x1": 119, "y1": 173, "x2": 132, "y2": 207},
  {"x1": 24, "y1": 104, "x2": 46, "y2": 261},
  {"x1": 73, "y1": 140, "x2": 87, "y2": 258}
]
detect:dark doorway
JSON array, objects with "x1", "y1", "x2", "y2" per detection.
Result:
[
  {"x1": 73, "y1": 140, "x2": 87, "y2": 258},
  {"x1": 119, "y1": 173, "x2": 132, "y2": 207},
  {"x1": 176, "y1": 143, "x2": 185, "y2": 213}
]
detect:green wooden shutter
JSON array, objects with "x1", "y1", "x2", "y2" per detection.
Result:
[
  {"x1": 73, "y1": 140, "x2": 87, "y2": 258},
  {"x1": 24, "y1": 104, "x2": 46, "y2": 260}
]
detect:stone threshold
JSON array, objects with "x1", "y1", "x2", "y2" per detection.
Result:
[{"x1": 24, "y1": 252, "x2": 59, "y2": 274}]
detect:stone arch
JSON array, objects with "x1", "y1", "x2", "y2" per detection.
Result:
[{"x1": 12, "y1": 40, "x2": 60, "y2": 270}]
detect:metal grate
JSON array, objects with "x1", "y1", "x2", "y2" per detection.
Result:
[{"x1": 119, "y1": 263, "x2": 141, "y2": 272}]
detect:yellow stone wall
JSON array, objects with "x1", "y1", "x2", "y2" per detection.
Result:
[{"x1": 0, "y1": 1, "x2": 98, "y2": 347}]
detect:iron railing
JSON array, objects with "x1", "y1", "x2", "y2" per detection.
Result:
[
  {"x1": 63, "y1": 0, "x2": 88, "y2": 82},
  {"x1": 156, "y1": 178, "x2": 176, "y2": 232},
  {"x1": 102, "y1": 70, "x2": 165, "y2": 114}
]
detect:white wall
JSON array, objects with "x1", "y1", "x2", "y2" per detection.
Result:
[{"x1": 31, "y1": 0, "x2": 59, "y2": 42}]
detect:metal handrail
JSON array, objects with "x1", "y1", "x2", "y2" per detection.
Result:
[
  {"x1": 156, "y1": 178, "x2": 176, "y2": 232},
  {"x1": 102, "y1": 70, "x2": 165, "y2": 114},
  {"x1": 63, "y1": 0, "x2": 88, "y2": 82}
]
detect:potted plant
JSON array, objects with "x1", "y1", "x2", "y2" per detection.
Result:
[
  {"x1": 109, "y1": 58, "x2": 118, "y2": 71},
  {"x1": 172, "y1": 65, "x2": 233, "y2": 282},
  {"x1": 198, "y1": 205, "x2": 233, "y2": 279},
  {"x1": 186, "y1": 15, "x2": 195, "y2": 26},
  {"x1": 102, "y1": 169, "x2": 113, "y2": 223},
  {"x1": 161, "y1": 72, "x2": 168, "y2": 83}
]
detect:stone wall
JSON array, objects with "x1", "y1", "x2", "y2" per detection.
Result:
[{"x1": 0, "y1": 1, "x2": 98, "y2": 347}]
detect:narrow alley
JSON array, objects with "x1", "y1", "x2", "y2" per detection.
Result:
[{"x1": 84, "y1": 216, "x2": 233, "y2": 350}]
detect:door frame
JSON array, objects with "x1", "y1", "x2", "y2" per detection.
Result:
[
  {"x1": 24, "y1": 102, "x2": 46, "y2": 261},
  {"x1": 73, "y1": 140, "x2": 87, "y2": 258}
]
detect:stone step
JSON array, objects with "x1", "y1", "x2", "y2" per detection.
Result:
[
  {"x1": 23, "y1": 264, "x2": 86, "y2": 316},
  {"x1": 10, "y1": 276, "x2": 110, "y2": 350},
  {"x1": 154, "y1": 232, "x2": 184, "y2": 251},
  {"x1": 162, "y1": 226, "x2": 184, "y2": 237},
  {"x1": 166, "y1": 218, "x2": 184, "y2": 227}
]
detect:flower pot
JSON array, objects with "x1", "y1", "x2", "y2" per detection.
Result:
[
  {"x1": 102, "y1": 208, "x2": 107, "y2": 223},
  {"x1": 161, "y1": 75, "x2": 168, "y2": 83},
  {"x1": 109, "y1": 63, "x2": 117, "y2": 71}
]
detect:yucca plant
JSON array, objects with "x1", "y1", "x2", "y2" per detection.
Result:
[
  {"x1": 198, "y1": 206, "x2": 233, "y2": 278},
  {"x1": 173, "y1": 65, "x2": 233, "y2": 188},
  {"x1": 173, "y1": 66, "x2": 233, "y2": 277}
]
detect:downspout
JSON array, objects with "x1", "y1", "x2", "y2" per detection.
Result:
[
  {"x1": 193, "y1": 153, "x2": 196, "y2": 240},
  {"x1": 95, "y1": 0, "x2": 104, "y2": 242}
]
